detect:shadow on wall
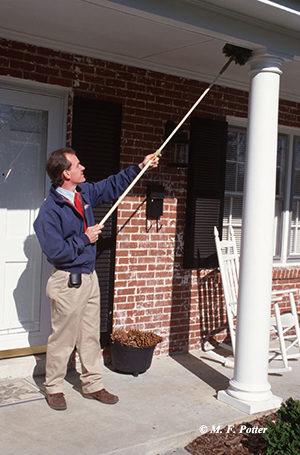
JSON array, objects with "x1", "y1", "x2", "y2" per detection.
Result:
[
  {"x1": 168, "y1": 190, "x2": 192, "y2": 353},
  {"x1": 168, "y1": 262, "x2": 192, "y2": 354},
  {"x1": 168, "y1": 206, "x2": 229, "y2": 354},
  {"x1": 197, "y1": 269, "x2": 229, "y2": 349}
]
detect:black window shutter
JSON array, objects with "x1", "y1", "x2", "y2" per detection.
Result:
[
  {"x1": 183, "y1": 117, "x2": 227, "y2": 269},
  {"x1": 72, "y1": 96, "x2": 122, "y2": 347}
]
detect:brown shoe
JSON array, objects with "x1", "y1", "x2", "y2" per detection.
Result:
[
  {"x1": 83, "y1": 388, "x2": 119, "y2": 404},
  {"x1": 46, "y1": 393, "x2": 67, "y2": 410}
]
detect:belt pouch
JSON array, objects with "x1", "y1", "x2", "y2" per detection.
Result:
[{"x1": 68, "y1": 273, "x2": 82, "y2": 288}]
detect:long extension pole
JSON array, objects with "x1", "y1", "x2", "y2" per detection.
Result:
[
  {"x1": 98, "y1": 66, "x2": 226, "y2": 226},
  {"x1": 98, "y1": 45, "x2": 252, "y2": 226}
]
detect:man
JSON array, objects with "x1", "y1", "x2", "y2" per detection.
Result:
[{"x1": 34, "y1": 147, "x2": 159, "y2": 410}]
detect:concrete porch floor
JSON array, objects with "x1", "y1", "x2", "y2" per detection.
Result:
[{"x1": 0, "y1": 349, "x2": 299, "y2": 455}]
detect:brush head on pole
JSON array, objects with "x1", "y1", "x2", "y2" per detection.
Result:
[{"x1": 222, "y1": 43, "x2": 252, "y2": 66}]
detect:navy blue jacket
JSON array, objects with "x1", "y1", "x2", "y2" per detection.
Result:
[{"x1": 34, "y1": 165, "x2": 140, "y2": 273}]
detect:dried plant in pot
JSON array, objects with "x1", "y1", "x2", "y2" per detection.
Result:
[{"x1": 110, "y1": 329, "x2": 163, "y2": 377}]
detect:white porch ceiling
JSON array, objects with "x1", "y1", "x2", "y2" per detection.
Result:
[{"x1": 1, "y1": 0, "x2": 300, "y2": 100}]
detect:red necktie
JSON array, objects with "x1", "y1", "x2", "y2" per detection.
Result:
[{"x1": 74, "y1": 192, "x2": 87, "y2": 230}]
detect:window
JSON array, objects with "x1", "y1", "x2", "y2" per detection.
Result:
[
  {"x1": 224, "y1": 121, "x2": 300, "y2": 264},
  {"x1": 223, "y1": 127, "x2": 245, "y2": 252},
  {"x1": 290, "y1": 136, "x2": 300, "y2": 258}
]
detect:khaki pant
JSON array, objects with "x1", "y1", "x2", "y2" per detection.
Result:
[{"x1": 45, "y1": 269, "x2": 104, "y2": 394}]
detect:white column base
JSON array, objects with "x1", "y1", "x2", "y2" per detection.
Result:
[{"x1": 218, "y1": 389, "x2": 282, "y2": 414}]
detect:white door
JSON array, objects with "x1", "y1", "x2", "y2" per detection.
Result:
[{"x1": 0, "y1": 86, "x2": 66, "y2": 353}]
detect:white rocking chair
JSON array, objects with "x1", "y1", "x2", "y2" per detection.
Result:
[{"x1": 204, "y1": 226, "x2": 300, "y2": 373}]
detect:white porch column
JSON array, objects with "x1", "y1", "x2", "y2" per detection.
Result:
[{"x1": 218, "y1": 52, "x2": 284, "y2": 414}]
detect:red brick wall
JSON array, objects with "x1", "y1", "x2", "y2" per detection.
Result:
[{"x1": 1, "y1": 38, "x2": 300, "y2": 355}]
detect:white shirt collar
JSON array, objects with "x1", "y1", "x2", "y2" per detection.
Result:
[{"x1": 56, "y1": 187, "x2": 76, "y2": 205}]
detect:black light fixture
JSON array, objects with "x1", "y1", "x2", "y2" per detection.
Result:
[{"x1": 164, "y1": 120, "x2": 189, "y2": 168}]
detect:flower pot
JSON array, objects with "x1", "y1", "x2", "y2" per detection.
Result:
[{"x1": 111, "y1": 340, "x2": 156, "y2": 377}]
